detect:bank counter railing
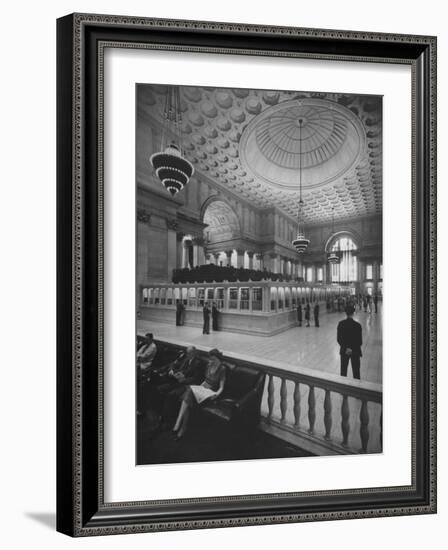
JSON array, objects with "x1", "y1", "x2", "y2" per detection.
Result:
[{"x1": 140, "y1": 281, "x2": 353, "y2": 314}]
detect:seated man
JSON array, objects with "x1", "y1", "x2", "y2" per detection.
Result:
[
  {"x1": 136, "y1": 333, "x2": 157, "y2": 380},
  {"x1": 154, "y1": 346, "x2": 202, "y2": 390},
  {"x1": 150, "y1": 346, "x2": 204, "y2": 423}
]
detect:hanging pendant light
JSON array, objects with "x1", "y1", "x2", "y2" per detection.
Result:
[
  {"x1": 292, "y1": 118, "x2": 310, "y2": 254},
  {"x1": 328, "y1": 207, "x2": 340, "y2": 264},
  {"x1": 150, "y1": 86, "x2": 194, "y2": 196}
]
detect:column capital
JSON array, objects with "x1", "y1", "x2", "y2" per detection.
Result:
[
  {"x1": 246, "y1": 251, "x2": 255, "y2": 258},
  {"x1": 192, "y1": 236, "x2": 205, "y2": 246},
  {"x1": 166, "y1": 218, "x2": 179, "y2": 231},
  {"x1": 137, "y1": 208, "x2": 151, "y2": 224}
]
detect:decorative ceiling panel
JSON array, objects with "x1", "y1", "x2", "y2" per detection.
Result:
[{"x1": 139, "y1": 85, "x2": 382, "y2": 224}]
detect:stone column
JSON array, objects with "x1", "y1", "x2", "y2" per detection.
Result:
[
  {"x1": 192, "y1": 244, "x2": 199, "y2": 267},
  {"x1": 176, "y1": 232, "x2": 184, "y2": 269},
  {"x1": 263, "y1": 253, "x2": 271, "y2": 272},
  {"x1": 225, "y1": 250, "x2": 233, "y2": 267},
  {"x1": 167, "y1": 230, "x2": 177, "y2": 281},
  {"x1": 256, "y1": 253, "x2": 263, "y2": 271},
  {"x1": 263, "y1": 286, "x2": 270, "y2": 312},
  {"x1": 358, "y1": 259, "x2": 364, "y2": 283},
  {"x1": 270, "y1": 253, "x2": 279, "y2": 274},
  {"x1": 192, "y1": 236, "x2": 205, "y2": 266},
  {"x1": 373, "y1": 260, "x2": 379, "y2": 292},
  {"x1": 247, "y1": 251, "x2": 255, "y2": 270},
  {"x1": 236, "y1": 249, "x2": 245, "y2": 268},
  {"x1": 213, "y1": 252, "x2": 220, "y2": 265},
  {"x1": 182, "y1": 241, "x2": 189, "y2": 268}
]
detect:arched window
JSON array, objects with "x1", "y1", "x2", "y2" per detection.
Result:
[{"x1": 330, "y1": 235, "x2": 358, "y2": 282}]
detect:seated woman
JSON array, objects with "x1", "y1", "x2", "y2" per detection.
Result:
[{"x1": 172, "y1": 348, "x2": 226, "y2": 439}]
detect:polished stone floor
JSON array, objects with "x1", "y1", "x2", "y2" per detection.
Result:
[{"x1": 138, "y1": 304, "x2": 382, "y2": 384}]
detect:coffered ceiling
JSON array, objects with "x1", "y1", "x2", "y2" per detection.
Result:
[{"x1": 138, "y1": 85, "x2": 382, "y2": 224}]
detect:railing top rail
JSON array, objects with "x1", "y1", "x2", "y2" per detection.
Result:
[{"x1": 146, "y1": 336, "x2": 382, "y2": 404}]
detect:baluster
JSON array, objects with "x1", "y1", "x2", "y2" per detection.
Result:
[
  {"x1": 267, "y1": 375, "x2": 275, "y2": 420},
  {"x1": 341, "y1": 394, "x2": 350, "y2": 447},
  {"x1": 308, "y1": 385, "x2": 316, "y2": 434},
  {"x1": 280, "y1": 378, "x2": 287, "y2": 423},
  {"x1": 324, "y1": 389, "x2": 332, "y2": 440},
  {"x1": 293, "y1": 381, "x2": 301, "y2": 428},
  {"x1": 360, "y1": 400, "x2": 370, "y2": 452}
]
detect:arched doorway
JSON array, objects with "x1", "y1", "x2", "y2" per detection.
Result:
[{"x1": 202, "y1": 200, "x2": 241, "y2": 264}]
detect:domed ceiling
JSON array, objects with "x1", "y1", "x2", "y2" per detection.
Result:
[
  {"x1": 139, "y1": 85, "x2": 382, "y2": 224},
  {"x1": 241, "y1": 99, "x2": 366, "y2": 190}
]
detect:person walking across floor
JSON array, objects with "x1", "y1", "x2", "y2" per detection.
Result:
[
  {"x1": 202, "y1": 302, "x2": 210, "y2": 334},
  {"x1": 305, "y1": 301, "x2": 311, "y2": 327},
  {"x1": 337, "y1": 304, "x2": 363, "y2": 379},
  {"x1": 373, "y1": 293, "x2": 379, "y2": 313},
  {"x1": 314, "y1": 302, "x2": 320, "y2": 327},
  {"x1": 297, "y1": 302, "x2": 302, "y2": 327}
]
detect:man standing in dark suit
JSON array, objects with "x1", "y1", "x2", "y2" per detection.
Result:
[
  {"x1": 202, "y1": 302, "x2": 210, "y2": 334},
  {"x1": 313, "y1": 302, "x2": 320, "y2": 327},
  {"x1": 175, "y1": 299, "x2": 183, "y2": 326},
  {"x1": 305, "y1": 302, "x2": 311, "y2": 327},
  {"x1": 297, "y1": 303, "x2": 302, "y2": 327},
  {"x1": 337, "y1": 304, "x2": 362, "y2": 379},
  {"x1": 211, "y1": 302, "x2": 219, "y2": 331}
]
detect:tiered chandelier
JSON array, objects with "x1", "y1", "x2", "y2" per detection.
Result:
[
  {"x1": 327, "y1": 207, "x2": 340, "y2": 264},
  {"x1": 292, "y1": 118, "x2": 310, "y2": 254},
  {"x1": 150, "y1": 86, "x2": 194, "y2": 196}
]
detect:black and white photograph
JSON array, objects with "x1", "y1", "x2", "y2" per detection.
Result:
[{"x1": 135, "y1": 84, "x2": 383, "y2": 465}]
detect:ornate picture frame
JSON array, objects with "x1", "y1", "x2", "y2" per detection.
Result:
[{"x1": 56, "y1": 13, "x2": 437, "y2": 536}]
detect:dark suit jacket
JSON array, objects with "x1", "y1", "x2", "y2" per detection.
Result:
[
  {"x1": 169, "y1": 352, "x2": 204, "y2": 385},
  {"x1": 337, "y1": 317, "x2": 363, "y2": 357}
]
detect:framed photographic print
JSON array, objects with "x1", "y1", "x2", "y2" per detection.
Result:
[{"x1": 56, "y1": 13, "x2": 437, "y2": 536}]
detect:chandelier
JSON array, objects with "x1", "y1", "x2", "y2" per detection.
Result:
[
  {"x1": 328, "y1": 207, "x2": 340, "y2": 264},
  {"x1": 150, "y1": 86, "x2": 194, "y2": 196},
  {"x1": 292, "y1": 118, "x2": 310, "y2": 254}
]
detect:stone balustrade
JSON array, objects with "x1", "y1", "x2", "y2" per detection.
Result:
[
  {"x1": 142, "y1": 337, "x2": 382, "y2": 456},
  {"x1": 257, "y1": 360, "x2": 382, "y2": 455}
]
